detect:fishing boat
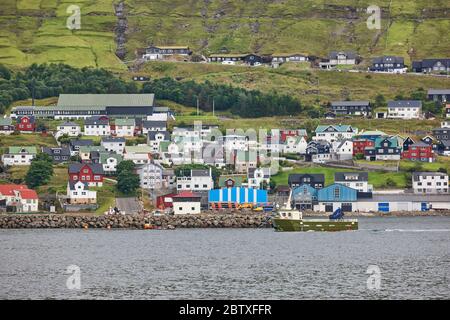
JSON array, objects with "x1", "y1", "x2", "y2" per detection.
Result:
[{"x1": 271, "y1": 190, "x2": 358, "y2": 232}]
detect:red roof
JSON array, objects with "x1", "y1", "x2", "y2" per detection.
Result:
[
  {"x1": 173, "y1": 191, "x2": 201, "y2": 199},
  {"x1": 0, "y1": 184, "x2": 38, "y2": 199}
]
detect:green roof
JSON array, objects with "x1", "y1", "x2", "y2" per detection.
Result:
[
  {"x1": 79, "y1": 146, "x2": 106, "y2": 153},
  {"x1": 115, "y1": 118, "x2": 135, "y2": 126},
  {"x1": 236, "y1": 150, "x2": 257, "y2": 162},
  {"x1": 315, "y1": 125, "x2": 355, "y2": 133},
  {"x1": 125, "y1": 145, "x2": 153, "y2": 153},
  {"x1": 219, "y1": 175, "x2": 245, "y2": 187},
  {"x1": 8, "y1": 146, "x2": 37, "y2": 154},
  {"x1": 0, "y1": 118, "x2": 12, "y2": 126},
  {"x1": 57, "y1": 94, "x2": 155, "y2": 107},
  {"x1": 374, "y1": 136, "x2": 400, "y2": 148},
  {"x1": 99, "y1": 152, "x2": 123, "y2": 163},
  {"x1": 159, "y1": 141, "x2": 170, "y2": 152}
]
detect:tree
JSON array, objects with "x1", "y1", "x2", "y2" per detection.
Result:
[
  {"x1": 25, "y1": 160, "x2": 53, "y2": 188},
  {"x1": 58, "y1": 134, "x2": 72, "y2": 145},
  {"x1": 116, "y1": 160, "x2": 135, "y2": 176},
  {"x1": 117, "y1": 171, "x2": 140, "y2": 195},
  {"x1": 374, "y1": 94, "x2": 386, "y2": 109}
]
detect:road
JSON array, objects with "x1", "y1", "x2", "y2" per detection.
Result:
[{"x1": 115, "y1": 197, "x2": 142, "y2": 214}]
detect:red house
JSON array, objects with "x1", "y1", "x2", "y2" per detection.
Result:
[
  {"x1": 15, "y1": 116, "x2": 36, "y2": 132},
  {"x1": 401, "y1": 141, "x2": 434, "y2": 162},
  {"x1": 156, "y1": 193, "x2": 177, "y2": 210},
  {"x1": 353, "y1": 139, "x2": 374, "y2": 156},
  {"x1": 68, "y1": 163, "x2": 105, "y2": 187}
]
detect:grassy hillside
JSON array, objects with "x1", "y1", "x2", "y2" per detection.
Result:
[{"x1": 0, "y1": 0, "x2": 449, "y2": 71}]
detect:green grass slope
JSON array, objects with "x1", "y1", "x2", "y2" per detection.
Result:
[{"x1": 0, "y1": 0, "x2": 449, "y2": 70}]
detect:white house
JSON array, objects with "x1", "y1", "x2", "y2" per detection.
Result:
[
  {"x1": 101, "y1": 137, "x2": 126, "y2": 155},
  {"x1": 412, "y1": 172, "x2": 449, "y2": 194},
  {"x1": 247, "y1": 168, "x2": 271, "y2": 189},
  {"x1": 334, "y1": 172, "x2": 372, "y2": 193},
  {"x1": 66, "y1": 181, "x2": 97, "y2": 204},
  {"x1": 177, "y1": 169, "x2": 214, "y2": 192},
  {"x1": 114, "y1": 118, "x2": 135, "y2": 137},
  {"x1": 136, "y1": 162, "x2": 164, "y2": 189},
  {"x1": 100, "y1": 153, "x2": 122, "y2": 174},
  {"x1": 84, "y1": 116, "x2": 111, "y2": 136},
  {"x1": 148, "y1": 131, "x2": 170, "y2": 153},
  {"x1": 313, "y1": 125, "x2": 358, "y2": 143},
  {"x1": 142, "y1": 120, "x2": 167, "y2": 135},
  {"x1": 0, "y1": 184, "x2": 39, "y2": 212},
  {"x1": 283, "y1": 136, "x2": 308, "y2": 154},
  {"x1": 1, "y1": 147, "x2": 37, "y2": 166},
  {"x1": 332, "y1": 140, "x2": 353, "y2": 161},
  {"x1": 172, "y1": 191, "x2": 202, "y2": 215},
  {"x1": 387, "y1": 100, "x2": 422, "y2": 119},
  {"x1": 123, "y1": 145, "x2": 153, "y2": 164},
  {"x1": 57, "y1": 122, "x2": 81, "y2": 137}
]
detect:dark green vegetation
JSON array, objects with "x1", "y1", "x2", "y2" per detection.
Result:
[
  {"x1": 116, "y1": 160, "x2": 140, "y2": 195},
  {"x1": 25, "y1": 153, "x2": 53, "y2": 188}
]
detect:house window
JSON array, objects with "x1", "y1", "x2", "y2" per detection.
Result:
[{"x1": 334, "y1": 187, "x2": 340, "y2": 199}]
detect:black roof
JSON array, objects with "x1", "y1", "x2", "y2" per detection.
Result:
[
  {"x1": 148, "y1": 130, "x2": 170, "y2": 140},
  {"x1": 372, "y1": 56, "x2": 404, "y2": 64},
  {"x1": 288, "y1": 174, "x2": 325, "y2": 185},
  {"x1": 85, "y1": 116, "x2": 109, "y2": 126},
  {"x1": 142, "y1": 120, "x2": 167, "y2": 129},
  {"x1": 334, "y1": 172, "x2": 368, "y2": 182},
  {"x1": 418, "y1": 59, "x2": 450, "y2": 68},
  {"x1": 42, "y1": 147, "x2": 71, "y2": 157},
  {"x1": 387, "y1": 100, "x2": 422, "y2": 108},
  {"x1": 101, "y1": 136, "x2": 126, "y2": 143},
  {"x1": 69, "y1": 139, "x2": 93, "y2": 147},
  {"x1": 68, "y1": 163, "x2": 104, "y2": 174}
]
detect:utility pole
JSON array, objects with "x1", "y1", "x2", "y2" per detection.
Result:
[
  {"x1": 197, "y1": 97, "x2": 199, "y2": 116},
  {"x1": 213, "y1": 98, "x2": 215, "y2": 117}
]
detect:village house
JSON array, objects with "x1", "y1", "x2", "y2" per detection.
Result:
[
  {"x1": 172, "y1": 191, "x2": 202, "y2": 215},
  {"x1": 11, "y1": 94, "x2": 155, "y2": 120},
  {"x1": 330, "y1": 101, "x2": 371, "y2": 117},
  {"x1": 427, "y1": 89, "x2": 450, "y2": 104},
  {"x1": 177, "y1": 169, "x2": 214, "y2": 192},
  {"x1": 320, "y1": 51, "x2": 357, "y2": 69},
  {"x1": 162, "y1": 169, "x2": 176, "y2": 189},
  {"x1": 288, "y1": 174, "x2": 325, "y2": 189},
  {"x1": 0, "y1": 184, "x2": 39, "y2": 212},
  {"x1": 41, "y1": 147, "x2": 71, "y2": 164},
  {"x1": 436, "y1": 140, "x2": 450, "y2": 156},
  {"x1": 148, "y1": 131, "x2": 170, "y2": 153},
  {"x1": 219, "y1": 175, "x2": 245, "y2": 189},
  {"x1": 0, "y1": 117, "x2": 15, "y2": 135},
  {"x1": 156, "y1": 193, "x2": 176, "y2": 211},
  {"x1": 114, "y1": 118, "x2": 135, "y2": 137},
  {"x1": 315, "y1": 184, "x2": 358, "y2": 213},
  {"x1": 100, "y1": 153, "x2": 123, "y2": 175},
  {"x1": 334, "y1": 172, "x2": 372, "y2": 193},
  {"x1": 402, "y1": 141, "x2": 434, "y2": 163},
  {"x1": 432, "y1": 128, "x2": 450, "y2": 141},
  {"x1": 412, "y1": 172, "x2": 449, "y2": 194},
  {"x1": 364, "y1": 136, "x2": 402, "y2": 161},
  {"x1": 123, "y1": 145, "x2": 153, "y2": 164},
  {"x1": 271, "y1": 129, "x2": 308, "y2": 143},
  {"x1": 142, "y1": 120, "x2": 167, "y2": 135},
  {"x1": 305, "y1": 140, "x2": 332, "y2": 163},
  {"x1": 57, "y1": 122, "x2": 81, "y2": 137},
  {"x1": 232, "y1": 150, "x2": 258, "y2": 173},
  {"x1": 142, "y1": 46, "x2": 191, "y2": 61},
  {"x1": 247, "y1": 168, "x2": 271, "y2": 189},
  {"x1": 15, "y1": 115, "x2": 36, "y2": 132},
  {"x1": 352, "y1": 138, "x2": 375, "y2": 156},
  {"x1": 369, "y1": 56, "x2": 406, "y2": 73},
  {"x1": 208, "y1": 53, "x2": 264, "y2": 66},
  {"x1": 1, "y1": 147, "x2": 37, "y2": 166},
  {"x1": 79, "y1": 146, "x2": 107, "y2": 163},
  {"x1": 84, "y1": 116, "x2": 111, "y2": 136},
  {"x1": 101, "y1": 137, "x2": 126, "y2": 155},
  {"x1": 313, "y1": 125, "x2": 358, "y2": 143},
  {"x1": 412, "y1": 59, "x2": 450, "y2": 74},
  {"x1": 66, "y1": 181, "x2": 97, "y2": 204},
  {"x1": 271, "y1": 53, "x2": 308, "y2": 63},
  {"x1": 69, "y1": 139, "x2": 93, "y2": 156},
  {"x1": 331, "y1": 140, "x2": 353, "y2": 161},
  {"x1": 136, "y1": 162, "x2": 164, "y2": 190},
  {"x1": 283, "y1": 135, "x2": 308, "y2": 154},
  {"x1": 202, "y1": 142, "x2": 226, "y2": 168},
  {"x1": 402, "y1": 137, "x2": 415, "y2": 152},
  {"x1": 387, "y1": 100, "x2": 422, "y2": 119},
  {"x1": 68, "y1": 163, "x2": 104, "y2": 187}
]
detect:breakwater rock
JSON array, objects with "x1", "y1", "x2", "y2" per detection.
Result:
[{"x1": 0, "y1": 213, "x2": 273, "y2": 229}]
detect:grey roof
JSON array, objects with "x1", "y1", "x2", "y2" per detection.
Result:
[
  {"x1": 387, "y1": 100, "x2": 422, "y2": 109},
  {"x1": 335, "y1": 172, "x2": 369, "y2": 182},
  {"x1": 59, "y1": 121, "x2": 79, "y2": 127},
  {"x1": 68, "y1": 181, "x2": 89, "y2": 190},
  {"x1": 101, "y1": 136, "x2": 126, "y2": 143},
  {"x1": 369, "y1": 193, "x2": 450, "y2": 202},
  {"x1": 331, "y1": 100, "x2": 370, "y2": 107},
  {"x1": 70, "y1": 139, "x2": 93, "y2": 147},
  {"x1": 148, "y1": 130, "x2": 170, "y2": 141},
  {"x1": 328, "y1": 51, "x2": 357, "y2": 59},
  {"x1": 428, "y1": 89, "x2": 450, "y2": 95},
  {"x1": 417, "y1": 59, "x2": 450, "y2": 68},
  {"x1": 68, "y1": 163, "x2": 104, "y2": 175},
  {"x1": 191, "y1": 169, "x2": 210, "y2": 177},
  {"x1": 85, "y1": 116, "x2": 109, "y2": 126},
  {"x1": 288, "y1": 174, "x2": 325, "y2": 184},
  {"x1": 372, "y1": 56, "x2": 404, "y2": 64},
  {"x1": 410, "y1": 141, "x2": 430, "y2": 147},
  {"x1": 58, "y1": 94, "x2": 155, "y2": 107},
  {"x1": 42, "y1": 147, "x2": 71, "y2": 157},
  {"x1": 142, "y1": 120, "x2": 167, "y2": 129},
  {"x1": 412, "y1": 172, "x2": 448, "y2": 181}
]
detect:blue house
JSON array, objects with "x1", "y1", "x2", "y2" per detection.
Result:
[
  {"x1": 209, "y1": 187, "x2": 269, "y2": 209},
  {"x1": 292, "y1": 184, "x2": 318, "y2": 210},
  {"x1": 317, "y1": 184, "x2": 358, "y2": 212}
]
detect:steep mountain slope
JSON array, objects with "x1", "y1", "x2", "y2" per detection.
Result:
[{"x1": 0, "y1": 0, "x2": 449, "y2": 70}]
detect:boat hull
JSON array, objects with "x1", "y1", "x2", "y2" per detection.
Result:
[{"x1": 272, "y1": 218, "x2": 358, "y2": 232}]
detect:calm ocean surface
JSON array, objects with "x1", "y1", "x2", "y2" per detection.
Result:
[{"x1": 1, "y1": 217, "x2": 449, "y2": 300}]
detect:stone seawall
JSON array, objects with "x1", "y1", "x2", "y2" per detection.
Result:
[{"x1": 0, "y1": 214, "x2": 272, "y2": 229}]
